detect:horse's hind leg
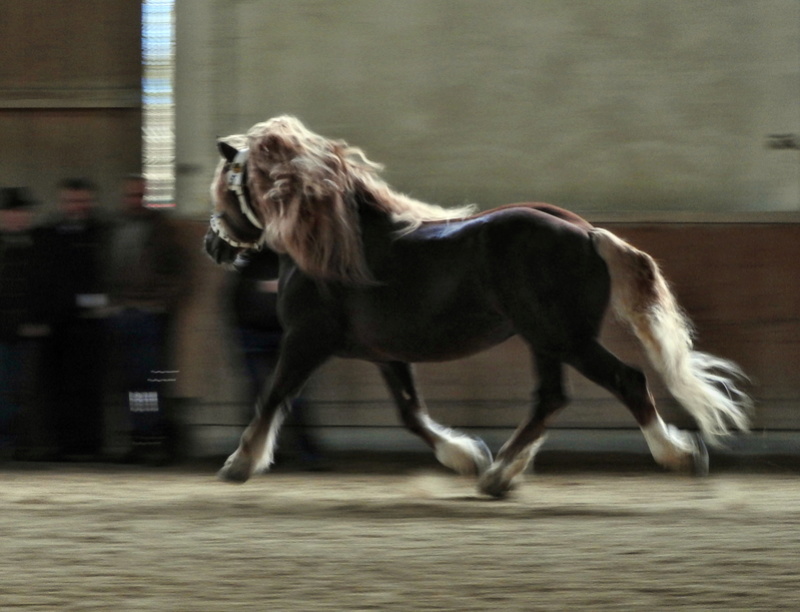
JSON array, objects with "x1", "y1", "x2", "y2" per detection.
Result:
[
  {"x1": 479, "y1": 354, "x2": 567, "y2": 498},
  {"x1": 379, "y1": 361, "x2": 492, "y2": 476},
  {"x1": 567, "y1": 340, "x2": 708, "y2": 475}
]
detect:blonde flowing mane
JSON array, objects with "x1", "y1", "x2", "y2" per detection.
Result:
[{"x1": 217, "y1": 115, "x2": 475, "y2": 284}]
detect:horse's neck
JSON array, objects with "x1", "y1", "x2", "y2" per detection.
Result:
[
  {"x1": 355, "y1": 191, "x2": 399, "y2": 237},
  {"x1": 353, "y1": 191, "x2": 401, "y2": 269}
]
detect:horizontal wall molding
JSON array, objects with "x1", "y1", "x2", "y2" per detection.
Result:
[
  {"x1": 591, "y1": 212, "x2": 800, "y2": 224},
  {"x1": 0, "y1": 87, "x2": 141, "y2": 109}
]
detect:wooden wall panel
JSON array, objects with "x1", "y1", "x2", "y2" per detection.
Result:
[
  {"x1": 0, "y1": 0, "x2": 141, "y2": 208},
  {"x1": 177, "y1": 221, "x2": 800, "y2": 434}
]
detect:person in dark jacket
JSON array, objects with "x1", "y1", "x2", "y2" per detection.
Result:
[
  {"x1": 0, "y1": 188, "x2": 49, "y2": 457},
  {"x1": 105, "y1": 174, "x2": 185, "y2": 461},
  {"x1": 39, "y1": 178, "x2": 110, "y2": 459},
  {"x1": 229, "y1": 248, "x2": 323, "y2": 468}
]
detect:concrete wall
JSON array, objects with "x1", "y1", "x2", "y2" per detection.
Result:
[
  {"x1": 176, "y1": 0, "x2": 799, "y2": 217},
  {"x1": 0, "y1": 0, "x2": 142, "y2": 209}
]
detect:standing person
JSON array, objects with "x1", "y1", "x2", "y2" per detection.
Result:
[
  {"x1": 39, "y1": 178, "x2": 110, "y2": 459},
  {"x1": 0, "y1": 188, "x2": 50, "y2": 458},
  {"x1": 229, "y1": 248, "x2": 323, "y2": 469},
  {"x1": 106, "y1": 174, "x2": 185, "y2": 462}
]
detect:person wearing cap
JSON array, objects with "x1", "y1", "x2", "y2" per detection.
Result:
[{"x1": 0, "y1": 188, "x2": 49, "y2": 458}]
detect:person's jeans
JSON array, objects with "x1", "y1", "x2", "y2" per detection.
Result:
[{"x1": 108, "y1": 309, "x2": 170, "y2": 442}]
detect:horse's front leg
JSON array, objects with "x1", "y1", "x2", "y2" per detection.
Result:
[
  {"x1": 219, "y1": 337, "x2": 329, "y2": 483},
  {"x1": 218, "y1": 393, "x2": 288, "y2": 484},
  {"x1": 378, "y1": 361, "x2": 492, "y2": 476}
]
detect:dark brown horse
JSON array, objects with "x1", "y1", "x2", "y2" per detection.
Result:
[{"x1": 205, "y1": 116, "x2": 751, "y2": 497}]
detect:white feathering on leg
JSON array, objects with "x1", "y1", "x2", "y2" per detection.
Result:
[
  {"x1": 641, "y1": 415, "x2": 696, "y2": 470},
  {"x1": 424, "y1": 415, "x2": 492, "y2": 475},
  {"x1": 253, "y1": 407, "x2": 287, "y2": 474}
]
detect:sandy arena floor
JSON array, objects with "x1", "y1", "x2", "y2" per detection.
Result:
[{"x1": 1, "y1": 454, "x2": 799, "y2": 611}]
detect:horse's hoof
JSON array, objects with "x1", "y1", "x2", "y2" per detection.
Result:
[
  {"x1": 692, "y1": 434, "x2": 709, "y2": 477},
  {"x1": 217, "y1": 455, "x2": 252, "y2": 484},
  {"x1": 217, "y1": 467, "x2": 249, "y2": 484},
  {"x1": 477, "y1": 468, "x2": 512, "y2": 499}
]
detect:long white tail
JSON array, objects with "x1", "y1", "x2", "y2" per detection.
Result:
[{"x1": 591, "y1": 228, "x2": 752, "y2": 445}]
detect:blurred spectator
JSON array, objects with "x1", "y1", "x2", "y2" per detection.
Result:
[
  {"x1": 106, "y1": 174, "x2": 185, "y2": 462},
  {"x1": 230, "y1": 248, "x2": 323, "y2": 469},
  {"x1": 0, "y1": 188, "x2": 50, "y2": 458},
  {"x1": 39, "y1": 178, "x2": 110, "y2": 459}
]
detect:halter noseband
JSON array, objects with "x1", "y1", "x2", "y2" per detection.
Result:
[
  {"x1": 209, "y1": 213, "x2": 261, "y2": 250},
  {"x1": 211, "y1": 147, "x2": 264, "y2": 250}
]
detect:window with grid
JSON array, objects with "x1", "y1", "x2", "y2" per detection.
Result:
[{"x1": 143, "y1": 0, "x2": 175, "y2": 208}]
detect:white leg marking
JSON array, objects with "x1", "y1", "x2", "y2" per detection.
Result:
[
  {"x1": 253, "y1": 408, "x2": 287, "y2": 474},
  {"x1": 425, "y1": 415, "x2": 491, "y2": 476},
  {"x1": 642, "y1": 415, "x2": 696, "y2": 470},
  {"x1": 218, "y1": 407, "x2": 287, "y2": 482}
]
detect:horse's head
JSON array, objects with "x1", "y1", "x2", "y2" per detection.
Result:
[
  {"x1": 205, "y1": 116, "x2": 382, "y2": 283},
  {"x1": 205, "y1": 137, "x2": 265, "y2": 265},
  {"x1": 205, "y1": 115, "x2": 473, "y2": 281}
]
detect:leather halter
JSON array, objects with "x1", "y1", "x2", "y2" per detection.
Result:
[
  {"x1": 209, "y1": 213, "x2": 261, "y2": 249},
  {"x1": 226, "y1": 148, "x2": 264, "y2": 230},
  {"x1": 210, "y1": 147, "x2": 263, "y2": 250}
]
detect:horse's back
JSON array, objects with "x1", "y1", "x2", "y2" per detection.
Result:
[
  {"x1": 485, "y1": 202, "x2": 595, "y2": 231},
  {"x1": 356, "y1": 205, "x2": 607, "y2": 359}
]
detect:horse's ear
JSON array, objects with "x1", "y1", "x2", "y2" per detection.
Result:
[{"x1": 217, "y1": 140, "x2": 239, "y2": 162}]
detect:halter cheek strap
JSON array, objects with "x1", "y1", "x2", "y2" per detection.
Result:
[{"x1": 227, "y1": 148, "x2": 265, "y2": 230}]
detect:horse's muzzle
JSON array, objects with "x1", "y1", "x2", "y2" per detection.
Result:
[{"x1": 204, "y1": 227, "x2": 241, "y2": 265}]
